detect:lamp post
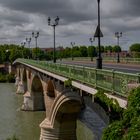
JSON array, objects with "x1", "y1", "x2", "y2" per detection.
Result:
[
  {"x1": 32, "y1": 31, "x2": 39, "y2": 60},
  {"x1": 115, "y1": 32, "x2": 122, "y2": 63},
  {"x1": 94, "y1": 0, "x2": 103, "y2": 69},
  {"x1": 48, "y1": 16, "x2": 59, "y2": 63},
  {"x1": 89, "y1": 37, "x2": 94, "y2": 46},
  {"x1": 26, "y1": 37, "x2": 31, "y2": 59},
  {"x1": 71, "y1": 42, "x2": 75, "y2": 60},
  {"x1": 21, "y1": 42, "x2": 26, "y2": 58},
  {"x1": 89, "y1": 37, "x2": 95, "y2": 61}
]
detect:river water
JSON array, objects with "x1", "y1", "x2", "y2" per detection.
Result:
[
  {"x1": 0, "y1": 83, "x2": 106, "y2": 140},
  {"x1": 0, "y1": 83, "x2": 45, "y2": 140}
]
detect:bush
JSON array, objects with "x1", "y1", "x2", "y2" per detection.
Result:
[
  {"x1": 102, "y1": 86, "x2": 140, "y2": 140},
  {"x1": 0, "y1": 72, "x2": 15, "y2": 83},
  {"x1": 6, "y1": 73, "x2": 15, "y2": 83},
  {"x1": 94, "y1": 90, "x2": 123, "y2": 122}
]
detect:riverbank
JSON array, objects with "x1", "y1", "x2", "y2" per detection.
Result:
[{"x1": 0, "y1": 72, "x2": 15, "y2": 83}]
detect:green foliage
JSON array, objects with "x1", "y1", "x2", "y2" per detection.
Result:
[
  {"x1": 112, "y1": 45, "x2": 121, "y2": 52},
  {"x1": 64, "y1": 79, "x2": 72, "y2": 87},
  {"x1": 129, "y1": 43, "x2": 140, "y2": 52},
  {"x1": 104, "y1": 45, "x2": 113, "y2": 53},
  {"x1": 79, "y1": 46, "x2": 88, "y2": 57},
  {"x1": 0, "y1": 73, "x2": 7, "y2": 82},
  {"x1": 102, "y1": 121, "x2": 124, "y2": 140},
  {"x1": 0, "y1": 73, "x2": 15, "y2": 83},
  {"x1": 87, "y1": 46, "x2": 97, "y2": 58},
  {"x1": 6, "y1": 73, "x2": 15, "y2": 83},
  {"x1": 129, "y1": 44, "x2": 140, "y2": 58},
  {"x1": 94, "y1": 90, "x2": 123, "y2": 122},
  {"x1": 102, "y1": 86, "x2": 140, "y2": 140}
]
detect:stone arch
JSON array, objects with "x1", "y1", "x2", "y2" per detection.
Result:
[
  {"x1": 43, "y1": 90, "x2": 83, "y2": 139},
  {"x1": 31, "y1": 75, "x2": 45, "y2": 111},
  {"x1": 23, "y1": 69, "x2": 27, "y2": 92},
  {"x1": 46, "y1": 80, "x2": 55, "y2": 97}
]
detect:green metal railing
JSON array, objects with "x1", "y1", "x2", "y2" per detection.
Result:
[{"x1": 14, "y1": 59, "x2": 140, "y2": 97}]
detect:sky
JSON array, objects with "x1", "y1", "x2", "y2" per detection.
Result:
[{"x1": 0, "y1": 0, "x2": 140, "y2": 50}]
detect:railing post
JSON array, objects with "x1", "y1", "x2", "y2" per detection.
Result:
[
  {"x1": 112, "y1": 69, "x2": 115, "y2": 94},
  {"x1": 137, "y1": 73, "x2": 140, "y2": 83},
  {"x1": 83, "y1": 66, "x2": 85, "y2": 81},
  {"x1": 95, "y1": 69, "x2": 97, "y2": 87},
  {"x1": 69, "y1": 66, "x2": 71, "y2": 78}
]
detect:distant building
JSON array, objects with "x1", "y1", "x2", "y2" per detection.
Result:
[
  {"x1": 40, "y1": 46, "x2": 64, "y2": 53},
  {"x1": 103, "y1": 51, "x2": 129, "y2": 57}
]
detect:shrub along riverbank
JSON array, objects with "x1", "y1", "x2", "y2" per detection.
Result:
[
  {"x1": 0, "y1": 72, "x2": 15, "y2": 83},
  {"x1": 101, "y1": 86, "x2": 140, "y2": 140}
]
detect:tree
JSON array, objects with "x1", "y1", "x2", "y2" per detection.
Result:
[
  {"x1": 112, "y1": 45, "x2": 121, "y2": 52},
  {"x1": 129, "y1": 43, "x2": 140, "y2": 52},
  {"x1": 87, "y1": 46, "x2": 96, "y2": 61},
  {"x1": 104, "y1": 46, "x2": 113, "y2": 53},
  {"x1": 129, "y1": 43, "x2": 140, "y2": 58},
  {"x1": 79, "y1": 46, "x2": 88, "y2": 57},
  {"x1": 9, "y1": 48, "x2": 22, "y2": 63},
  {"x1": 0, "y1": 50, "x2": 6, "y2": 63}
]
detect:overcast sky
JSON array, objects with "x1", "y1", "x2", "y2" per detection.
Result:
[{"x1": 0, "y1": 0, "x2": 140, "y2": 50}]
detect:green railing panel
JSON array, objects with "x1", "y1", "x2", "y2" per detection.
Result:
[{"x1": 14, "y1": 59, "x2": 140, "y2": 97}]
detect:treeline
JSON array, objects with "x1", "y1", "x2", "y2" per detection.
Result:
[
  {"x1": 0, "y1": 43, "x2": 140, "y2": 63},
  {"x1": 0, "y1": 44, "x2": 47, "y2": 63}
]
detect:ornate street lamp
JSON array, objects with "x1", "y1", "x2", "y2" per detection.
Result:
[
  {"x1": 71, "y1": 42, "x2": 75, "y2": 60},
  {"x1": 89, "y1": 37, "x2": 94, "y2": 46},
  {"x1": 115, "y1": 32, "x2": 122, "y2": 63},
  {"x1": 32, "y1": 31, "x2": 39, "y2": 60},
  {"x1": 89, "y1": 37, "x2": 95, "y2": 61},
  {"x1": 48, "y1": 16, "x2": 60, "y2": 63},
  {"x1": 21, "y1": 42, "x2": 26, "y2": 58},
  {"x1": 94, "y1": 0, "x2": 103, "y2": 69},
  {"x1": 26, "y1": 37, "x2": 31, "y2": 59}
]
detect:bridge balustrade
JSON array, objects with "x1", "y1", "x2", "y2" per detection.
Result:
[{"x1": 14, "y1": 59, "x2": 140, "y2": 97}]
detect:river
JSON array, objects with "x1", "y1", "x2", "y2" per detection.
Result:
[
  {"x1": 0, "y1": 83, "x2": 106, "y2": 140},
  {"x1": 0, "y1": 83, "x2": 45, "y2": 140}
]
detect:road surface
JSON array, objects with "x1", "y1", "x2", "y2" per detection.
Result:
[{"x1": 58, "y1": 60, "x2": 140, "y2": 74}]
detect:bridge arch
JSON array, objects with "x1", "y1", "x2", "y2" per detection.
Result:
[
  {"x1": 31, "y1": 74, "x2": 45, "y2": 111},
  {"x1": 46, "y1": 80, "x2": 56, "y2": 97},
  {"x1": 40, "y1": 90, "x2": 83, "y2": 139}
]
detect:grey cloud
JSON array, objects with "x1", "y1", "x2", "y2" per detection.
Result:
[{"x1": 0, "y1": 0, "x2": 140, "y2": 48}]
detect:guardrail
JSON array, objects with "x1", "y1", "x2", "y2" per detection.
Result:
[{"x1": 14, "y1": 59, "x2": 140, "y2": 97}]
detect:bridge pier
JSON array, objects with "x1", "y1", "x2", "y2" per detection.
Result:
[
  {"x1": 15, "y1": 76, "x2": 20, "y2": 86},
  {"x1": 21, "y1": 91, "x2": 33, "y2": 110},
  {"x1": 39, "y1": 90, "x2": 82, "y2": 140},
  {"x1": 21, "y1": 91, "x2": 45, "y2": 111},
  {"x1": 16, "y1": 81, "x2": 25, "y2": 94},
  {"x1": 40, "y1": 115, "x2": 78, "y2": 140}
]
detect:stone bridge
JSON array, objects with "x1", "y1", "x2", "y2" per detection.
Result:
[
  {"x1": 15, "y1": 65, "x2": 84, "y2": 140},
  {"x1": 13, "y1": 59, "x2": 137, "y2": 140}
]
